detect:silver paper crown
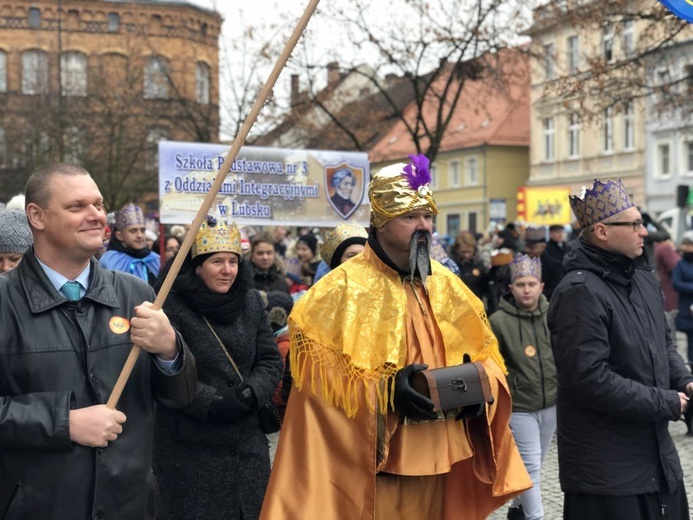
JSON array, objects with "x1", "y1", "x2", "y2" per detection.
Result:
[
  {"x1": 569, "y1": 178, "x2": 634, "y2": 229},
  {"x1": 510, "y1": 253, "x2": 542, "y2": 282},
  {"x1": 115, "y1": 203, "x2": 144, "y2": 230}
]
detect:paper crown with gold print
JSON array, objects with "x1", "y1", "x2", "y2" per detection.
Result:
[
  {"x1": 510, "y1": 253, "x2": 542, "y2": 283},
  {"x1": 191, "y1": 215, "x2": 242, "y2": 259},
  {"x1": 319, "y1": 221, "x2": 368, "y2": 269},
  {"x1": 569, "y1": 178, "x2": 635, "y2": 229},
  {"x1": 369, "y1": 153, "x2": 438, "y2": 228},
  {"x1": 115, "y1": 203, "x2": 144, "y2": 230}
]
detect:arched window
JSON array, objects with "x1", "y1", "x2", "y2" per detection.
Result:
[
  {"x1": 0, "y1": 51, "x2": 6, "y2": 92},
  {"x1": 196, "y1": 61, "x2": 210, "y2": 104},
  {"x1": 22, "y1": 50, "x2": 49, "y2": 94},
  {"x1": 61, "y1": 51, "x2": 88, "y2": 96},
  {"x1": 63, "y1": 126, "x2": 84, "y2": 165},
  {"x1": 144, "y1": 56, "x2": 169, "y2": 99},
  {"x1": 146, "y1": 128, "x2": 169, "y2": 170}
]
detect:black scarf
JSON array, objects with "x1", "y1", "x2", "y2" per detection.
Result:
[
  {"x1": 107, "y1": 235, "x2": 152, "y2": 259},
  {"x1": 367, "y1": 228, "x2": 431, "y2": 279},
  {"x1": 155, "y1": 254, "x2": 254, "y2": 324}
]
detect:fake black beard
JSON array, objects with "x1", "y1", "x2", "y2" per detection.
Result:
[{"x1": 408, "y1": 230, "x2": 431, "y2": 288}]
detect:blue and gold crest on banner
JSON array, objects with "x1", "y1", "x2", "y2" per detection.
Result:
[
  {"x1": 324, "y1": 161, "x2": 365, "y2": 220},
  {"x1": 659, "y1": 0, "x2": 693, "y2": 22}
]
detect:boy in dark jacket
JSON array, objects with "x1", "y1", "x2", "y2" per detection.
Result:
[{"x1": 490, "y1": 253, "x2": 557, "y2": 520}]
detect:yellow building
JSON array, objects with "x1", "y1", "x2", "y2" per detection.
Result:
[{"x1": 370, "y1": 48, "x2": 530, "y2": 238}]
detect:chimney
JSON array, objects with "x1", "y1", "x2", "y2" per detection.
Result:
[
  {"x1": 327, "y1": 61, "x2": 340, "y2": 88},
  {"x1": 290, "y1": 74, "x2": 299, "y2": 109}
]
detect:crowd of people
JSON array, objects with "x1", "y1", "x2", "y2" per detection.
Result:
[{"x1": 1, "y1": 161, "x2": 693, "y2": 520}]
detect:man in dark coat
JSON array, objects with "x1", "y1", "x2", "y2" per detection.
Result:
[
  {"x1": 548, "y1": 178, "x2": 693, "y2": 520},
  {"x1": 0, "y1": 164, "x2": 197, "y2": 520},
  {"x1": 541, "y1": 224, "x2": 566, "y2": 300}
]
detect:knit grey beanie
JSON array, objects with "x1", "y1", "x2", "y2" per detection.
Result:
[{"x1": 0, "y1": 211, "x2": 33, "y2": 254}]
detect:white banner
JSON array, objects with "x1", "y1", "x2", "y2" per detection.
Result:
[{"x1": 158, "y1": 141, "x2": 370, "y2": 226}]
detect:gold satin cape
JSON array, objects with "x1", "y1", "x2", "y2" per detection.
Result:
[{"x1": 260, "y1": 245, "x2": 531, "y2": 520}]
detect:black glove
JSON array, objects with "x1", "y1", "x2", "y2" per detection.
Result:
[
  {"x1": 393, "y1": 363, "x2": 438, "y2": 421},
  {"x1": 209, "y1": 384, "x2": 257, "y2": 423},
  {"x1": 455, "y1": 354, "x2": 489, "y2": 421}
]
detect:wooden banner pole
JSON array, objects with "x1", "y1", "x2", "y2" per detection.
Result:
[{"x1": 107, "y1": 0, "x2": 321, "y2": 409}]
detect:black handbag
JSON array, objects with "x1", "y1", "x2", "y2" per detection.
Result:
[
  {"x1": 204, "y1": 316, "x2": 281, "y2": 433},
  {"x1": 411, "y1": 359, "x2": 494, "y2": 412},
  {"x1": 258, "y1": 401, "x2": 282, "y2": 434}
]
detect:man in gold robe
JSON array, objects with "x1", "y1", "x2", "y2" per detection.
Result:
[{"x1": 260, "y1": 154, "x2": 531, "y2": 520}]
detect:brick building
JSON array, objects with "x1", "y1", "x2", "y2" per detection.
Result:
[{"x1": 0, "y1": 0, "x2": 221, "y2": 210}]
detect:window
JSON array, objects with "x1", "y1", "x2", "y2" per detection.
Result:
[
  {"x1": 544, "y1": 43, "x2": 555, "y2": 80},
  {"x1": 27, "y1": 131, "x2": 50, "y2": 164},
  {"x1": 22, "y1": 50, "x2": 49, "y2": 94},
  {"x1": 447, "y1": 214, "x2": 460, "y2": 240},
  {"x1": 685, "y1": 64, "x2": 693, "y2": 94},
  {"x1": 603, "y1": 24, "x2": 614, "y2": 62},
  {"x1": 450, "y1": 161, "x2": 460, "y2": 187},
  {"x1": 28, "y1": 8, "x2": 40, "y2": 29},
  {"x1": 544, "y1": 117, "x2": 555, "y2": 161},
  {"x1": 61, "y1": 52, "x2": 87, "y2": 96},
  {"x1": 623, "y1": 101, "x2": 634, "y2": 150},
  {"x1": 195, "y1": 62, "x2": 210, "y2": 104},
  {"x1": 430, "y1": 163, "x2": 438, "y2": 190},
  {"x1": 622, "y1": 20, "x2": 635, "y2": 57},
  {"x1": 685, "y1": 141, "x2": 693, "y2": 175},
  {"x1": 568, "y1": 112, "x2": 580, "y2": 158},
  {"x1": 657, "y1": 143, "x2": 671, "y2": 178},
  {"x1": 146, "y1": 128, "x2": 169, "y2": 170},
  {"x1": 466, "y1": 157, "x2": 478, "y2": 186},
  {"x1": 567, "y1": 36, "x2": 579, "y2": 73},
  {"x1": 63, "y1": 127, "x2": 84, "y2": 165},
  {"x1": 468, "y1": 212, "x2": 478, "y2": 234},
  {"x1": 108, "y1": 13, "x2": 120, "y2": 32},
  {"x1": 144, "y1": 56, "x2": 169, "y2": 99},
  {"x1": 603, "y1": 107, "x2": 613, "y2": 153},
  {"x1": 0, "y1": 51, "x2": 6, "y2": 92}
]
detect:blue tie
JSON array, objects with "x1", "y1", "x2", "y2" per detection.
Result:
[{"x1": 61, "y1": 281, "x2": 81, "y2": 301}]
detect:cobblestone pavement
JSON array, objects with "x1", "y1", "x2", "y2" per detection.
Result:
[
  {"x1": 487, "y1": 420, "x2": 693, "y2": 520},
  {"x1": 488, "y1": 333, "x2": 693, "y2": 519}
]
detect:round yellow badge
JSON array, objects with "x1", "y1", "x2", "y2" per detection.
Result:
[
  {"x1": 109, "y1": 316, "x2": 131, "y2": 334},
  {"x1": 472, "y1": 268, "x2": 480, "y2": 277},
  {"x1": 524, "y1": 345, "x2": 537, "y2": 357}
]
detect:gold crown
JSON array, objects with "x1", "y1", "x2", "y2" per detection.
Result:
[
  {"x1": 319, "y1": 221, "x2": 368, "y2": 269},
  {"x1": 369, "y1": 155, "x2": 438, "y2": 228},
  {"x1": 510, "y1": 253, "x2": 542, "y2": 283},
  {"x1": 192, "y1": 216, "x2": 242, "y2": 259},
  {"x1": 569, "y1": 178, "x2": 634, "y2": 229},
  {"x1": 116, "y1": 203, "x2": 144, "y2": 230}
]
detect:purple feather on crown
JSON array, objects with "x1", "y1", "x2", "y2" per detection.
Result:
[{"x1": 402, "y1": 154, "x2": 431, "y2": 191}]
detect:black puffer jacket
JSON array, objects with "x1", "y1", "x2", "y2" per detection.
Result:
[
  {"x1": 548, "y1": 242, "x2": 693, "y2": 495},
  {"x1": 0, "y1": 250, "x2": 196, "y2": 520}
]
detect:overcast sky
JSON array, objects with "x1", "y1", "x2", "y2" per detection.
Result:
[{"x1": 186, "y1": 0, "x2": 345, "y2": 139}]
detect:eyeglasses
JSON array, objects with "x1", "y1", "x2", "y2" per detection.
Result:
[{"x1": 601, "y1": 219, "x2": 643, "y2": 232}]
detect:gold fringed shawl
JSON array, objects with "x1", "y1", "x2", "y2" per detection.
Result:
[{"x1": 289, "y1": 244, "x2": 506, "y2": 417}]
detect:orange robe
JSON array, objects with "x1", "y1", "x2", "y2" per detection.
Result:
[{"x1": 260, "y1": 245, "x2": 530, "y2": 519}]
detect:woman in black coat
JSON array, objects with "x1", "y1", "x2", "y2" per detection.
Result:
[
  {"x1": 673, "y1": 233, "x2": 693, "y2": 363},
  {"x1": 153, "y1": 216, "x2": 282, "y2": 520}
]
